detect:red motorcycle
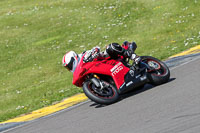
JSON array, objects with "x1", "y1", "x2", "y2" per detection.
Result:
[{"x1": 73, "y1": 53, "x2": 170, "y2": 105}]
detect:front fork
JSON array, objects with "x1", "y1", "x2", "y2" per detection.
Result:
[
  {"x1": 90, "y1": 77, "x2": 101, "y2": 88},
  {"x1": 90, "y1": 74, "x2": 106, "y2": 90}
]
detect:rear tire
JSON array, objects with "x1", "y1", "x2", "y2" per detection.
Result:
[
  {"x1": 141, "y1": 56, "x2": 170, "y2": 85},
  {"x1": 83, "y1": 80, "x2": 119, "y2": 105}
]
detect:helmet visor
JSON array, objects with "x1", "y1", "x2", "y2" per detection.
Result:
[
  {"x1": 71, "y1": 57, "x2": 78, "y2": 72},
  {"x1": 64, "y1": 57, "x2": 74, "y2": 71}
]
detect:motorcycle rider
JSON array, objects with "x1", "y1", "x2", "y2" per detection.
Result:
[{"x1": 62, "y1": 41, "x2": 140, "y2": 73}]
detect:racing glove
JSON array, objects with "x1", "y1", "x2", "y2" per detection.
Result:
[{"x1": 83, "y1": 47, "x2": 100, "y2": 63}]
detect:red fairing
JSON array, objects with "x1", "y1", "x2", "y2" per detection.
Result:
[{"x1": 72, "y1": 54, "x2": 130, "y2": 89}]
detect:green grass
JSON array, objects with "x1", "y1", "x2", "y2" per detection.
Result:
[{"x1": 0, "y1": 0, "x2": 199, "y2": 122}]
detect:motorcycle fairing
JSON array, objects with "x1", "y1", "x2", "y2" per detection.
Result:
[
  {"x1": 118, "y1": 69, "x2": 148, "y2": 94},
  {"x1": 72, "y1": 55, "x2": 129, "y2": 89}
]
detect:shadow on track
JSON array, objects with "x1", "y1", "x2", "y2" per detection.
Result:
[{"x1": 89, "y1": 78, "x2": 176, "y2": 108}]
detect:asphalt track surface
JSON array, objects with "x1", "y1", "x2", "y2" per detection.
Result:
[{"x1": 3, "y1": 56, "x2": 200, "y2": 133}]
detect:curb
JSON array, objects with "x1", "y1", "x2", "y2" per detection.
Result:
[
  {"x1": 0, "y1": 94, "x2": 87, "y2": 124},
  {"x1": 169, "y1": 45, "x2": 200, "y2": 58}
]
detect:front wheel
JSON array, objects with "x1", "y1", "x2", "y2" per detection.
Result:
[
  {"x1": 83, "y1": 80, "x2": 119, "y2": 105},
  {"x1": 141, "y1": 56, "x2": 170, "y2": 85}
]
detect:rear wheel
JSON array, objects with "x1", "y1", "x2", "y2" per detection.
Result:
[
  {"x1": 83, "y1": 80, "x2": 119, "y2": 105},
  {"x1": 141, "y1": 56, "x2": 170, "y2": 85}
]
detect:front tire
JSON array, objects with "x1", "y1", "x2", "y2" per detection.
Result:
[
  {"x1": 141, "y1": 56, "x2": 170, "y2": 85},
  {"x1": 83, "y1": 80, "x2": 119, "y2": 105}
]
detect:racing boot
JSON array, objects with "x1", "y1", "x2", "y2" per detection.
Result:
[{"x1": 131, "y1": 54, "x2": 141, "y2": 71}]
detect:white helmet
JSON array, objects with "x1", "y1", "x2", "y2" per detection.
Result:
[{"x1": 62, "y1": 51, "x2": 79, "y2": 72}]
